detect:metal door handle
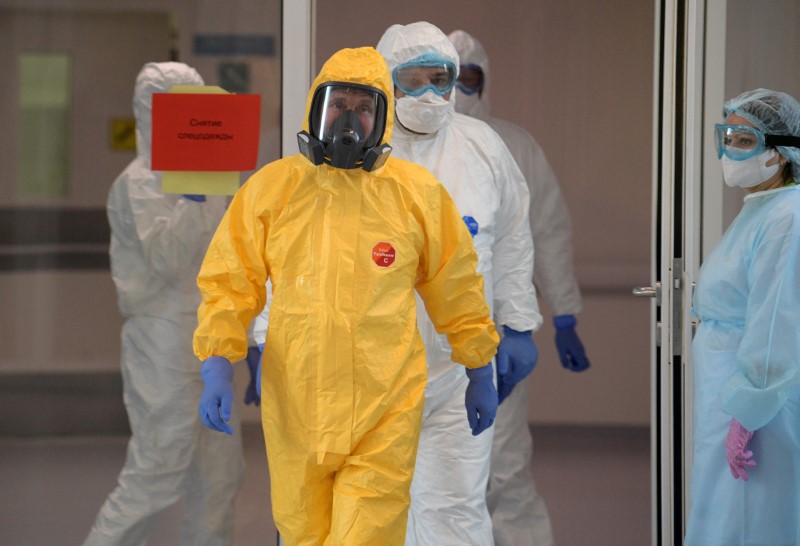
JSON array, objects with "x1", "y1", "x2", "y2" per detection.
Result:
[
  {"x1": 633, "y1": 287, "x2": 657, "y2": 297},
  {"x1": 632, "y1": 282, "x2": 661, "y2": 305}
]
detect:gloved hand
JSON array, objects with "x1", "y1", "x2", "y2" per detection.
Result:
[
  {"x1": 465, "y1": 363, "x2": 498, "y2": 436},
  {"x1": 199, "y1": 356, "x2": 235, "y2": 435},
  {"x1": 244, "y1": 346, "x2": 261, "y2": 406},
  {"x1": 496, "y1": 326, "x2": 538, "y2": 404},
  {"x1": 496, "y1": 374, "x2": 517, "y2": 407},
  {"x1": 182, "y1": 194, "x2": 206, "y2": 202},
  {"x1": 725, "y1": 418, "x2": 756, "y2": 481},
  {"x1": 554, "y1": 315, "x2": 591, "y2": 372}
]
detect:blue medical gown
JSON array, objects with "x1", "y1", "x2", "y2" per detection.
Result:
[{"x1": 685, "y1": 185, "x2": 800, "y2": 545}]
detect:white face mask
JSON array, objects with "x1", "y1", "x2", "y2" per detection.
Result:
[
  {"x1": 721, "y1": 150, "x2": 781, "y2": 188},
  {"x1": 395, "y1": 91, "x2": 452, "y2": 134}
]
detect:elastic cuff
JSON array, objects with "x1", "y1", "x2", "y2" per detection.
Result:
[
  {"x1": 466, "y1": 363, "x2": 494, "y2": 380},
  {"x1": 201, "y1": 356, "x2": 234, "y2": 380},
  {"x1": 553, "y1": 314, "x2": 577, "y2": 329},
  {"x1": 503, "y1": 325, "x2": 532, "y2": 337}
]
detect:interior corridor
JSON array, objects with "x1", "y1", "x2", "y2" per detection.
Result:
[{"x1": 0, "y1": 424, "x2": 650, "y2": 545}]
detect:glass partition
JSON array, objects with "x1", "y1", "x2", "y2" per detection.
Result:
[{"x1": 0, "y1": 0, "x2": 282, "y2": 379}]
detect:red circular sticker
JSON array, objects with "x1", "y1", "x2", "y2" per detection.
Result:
[{"x1": 372, "y1": 241, "x2": 396, "y2": 267}]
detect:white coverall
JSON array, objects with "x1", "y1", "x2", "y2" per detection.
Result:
[
  {"x1": 449, "y1": 29, "x2": 583, "y2": 546},
  {"x1": 84, "y1": 62, "x2": 243, "y2": 546},
  {"x1": 376, "y1": 22, "x2": 542, "y2": 546}
]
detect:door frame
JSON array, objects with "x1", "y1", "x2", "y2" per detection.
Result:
[
  {"x1": 651, "y1": 0, "x2": 727, "y2": 543},
  {"x1": 281, "y1": 0, "x2": 315, "y2": 158}
]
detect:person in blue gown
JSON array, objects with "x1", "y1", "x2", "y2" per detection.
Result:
[{"x1": 686, "y1": 88, "x2": 800, "y2": 546}]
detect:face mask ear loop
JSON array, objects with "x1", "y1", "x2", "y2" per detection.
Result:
[{"x1": 770, "y1": 150, "x2": 793, "y2": 182}]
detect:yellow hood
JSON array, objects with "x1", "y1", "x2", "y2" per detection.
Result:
[{"x1": 301, "y1": 47, "x2": 394, "y2": 146}]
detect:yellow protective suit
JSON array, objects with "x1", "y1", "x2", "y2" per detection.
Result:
[{"x1": 193, "y1": 47, "x2": 499, "y2": 545}]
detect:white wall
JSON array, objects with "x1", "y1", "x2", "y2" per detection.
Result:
[{"x1": 720, "y1": 0, "x2": 800, "y2": 230}]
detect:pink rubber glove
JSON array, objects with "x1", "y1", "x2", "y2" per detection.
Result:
[{"x1": 725, "y1": 418, "x2": 756, "y2": 481}]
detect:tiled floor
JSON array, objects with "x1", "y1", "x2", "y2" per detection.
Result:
[{"x1": 0, "y1": 425, "x2": 650, "y2": 545}]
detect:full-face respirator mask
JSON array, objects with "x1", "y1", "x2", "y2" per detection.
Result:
[{"x1": 297, "y1": 82, "x2": 392, "y2": 172}]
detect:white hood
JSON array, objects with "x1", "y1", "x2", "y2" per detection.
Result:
[
  {"x1": 133, "y1": 62, "x2": 204, "y2": 166},
  {"x1": 376, "y1": 21, "x2": 458, "y2": 132},
  {"x1": 448, "y1": 29, "x2": 491, "y2": 122}
]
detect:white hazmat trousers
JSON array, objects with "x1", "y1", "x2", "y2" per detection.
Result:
[
  {"x1": 377, "y1": 22, "x2": 542, "y2": 546},
  {"x1": 450, "y1": 29, "x2": 584, "y2": 545}
]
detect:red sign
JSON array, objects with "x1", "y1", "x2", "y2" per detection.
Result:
[
  {"x1": 372, "y1": 242, "x2": 396, "y2": 267},
  {"x1": 151, "y1": 93, "x2": 261, "y2": 171}
]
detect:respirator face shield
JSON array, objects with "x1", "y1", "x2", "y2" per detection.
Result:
[
  {"x1": 297, "y1": 82, "x2": 390, "y2": 170},
  {"x1": 312, "y1": 84, "x2": 386, "y2": 148}
]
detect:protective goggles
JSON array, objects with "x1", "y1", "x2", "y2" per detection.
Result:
[
  {"x1": 456, "y1": 64, "x2": 484, "y2": 96},
  {"x1": 392, "y1": 57, "x2": 457, "y2": 97},
  {"x1": 714, "y1": 123, "x2": 800, "y2": 161},
  {"x1": 308, "y1": 82, "x2": 387, "y2": 150}
]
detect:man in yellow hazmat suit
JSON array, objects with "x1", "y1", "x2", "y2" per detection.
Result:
[{"x1": 192, "y1": 47, "x2": 500, "y2": 545}]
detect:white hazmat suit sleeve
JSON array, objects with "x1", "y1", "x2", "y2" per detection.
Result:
[
  {"x1": 490, "y1": 119, "x2": 581, "y2": 316},
  {"x1": 487, "y1": 130, "x2": 542, "y2": 332},
  {"x1": 251, "y1": 279, "x2": 273, "y2": 347},
  {"x1": 450, "y1": 28, "x2": 581, "y2": 317}
]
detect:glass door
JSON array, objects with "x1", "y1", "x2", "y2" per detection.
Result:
[{"x1": 645, "y1": 0, "x2": 719, "y2": 542}]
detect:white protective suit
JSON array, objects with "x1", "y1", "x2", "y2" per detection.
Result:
[
  {"x1": 685, "y1": 185, "x2": 800, "y2": 545},
  {"x1": 449, "y1": 29, "x2": 583, "y2": 546},
  {"x1": 376, "y1": 22, "x2": 542, "y2": 546},
  {"x1": 85, "y1": 62, "x2": 243, "y2": 546}
]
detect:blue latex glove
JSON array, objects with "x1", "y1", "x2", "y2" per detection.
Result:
[
  {"x1": 495, "y1": 326, "x2": 538, "y2": 404},
  {"x1": 244, "y1": 346, "x2": 261, "y2": 406},
  {"x1": 496, "y1": 374, "x2": 514, "y2": 407},
  {"x1": 182, "y1": 194, "x2": 206, "y2": 202},
  {"x1": 199, "y1": 356, "x2": 235, "y2": 435},
  {"x1": 465, "y1": 363, "x2": 498, "y2": 436},
  {"x1": 554, "y1": 315, "x2": 590, "y2": 372}
]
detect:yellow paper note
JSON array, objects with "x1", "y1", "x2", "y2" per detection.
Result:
[
  {"x1": 169, "y1": 85, "x2": 228, "y2": 95},
  {"x1": 162, "y1": 171, "x2": 240, "y2": 195}
]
